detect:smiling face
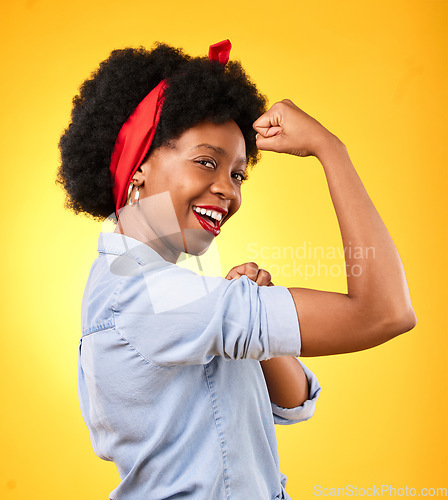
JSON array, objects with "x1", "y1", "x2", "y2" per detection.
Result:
[{"x1": 116, "y1": 119, "x2": 247, "y2": 261}]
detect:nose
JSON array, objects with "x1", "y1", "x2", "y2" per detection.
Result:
[{"x1": 210, "y1": 170, "x2": 238, "y2": 201}]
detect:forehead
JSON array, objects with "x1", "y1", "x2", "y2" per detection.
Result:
[{"x1": 173, "y1": 120, "x2": 247, "y2": 161}]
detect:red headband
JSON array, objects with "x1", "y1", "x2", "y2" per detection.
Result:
[{"x1": 110, "y1": 39, "x2": 232, "y2": 218}]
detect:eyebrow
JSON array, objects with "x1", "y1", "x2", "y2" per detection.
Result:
[{"x1": 193, "y1": 143, "x2": 247, "y2": 167}]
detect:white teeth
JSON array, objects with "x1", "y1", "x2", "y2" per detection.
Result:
[{"x1": 193, "y1": 206, "x2": 224, "y2": 222}]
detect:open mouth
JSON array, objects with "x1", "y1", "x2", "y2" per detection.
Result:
[
  {"x1": 192, "y1": 205, "x2": 226, "y2": 236},
  {"x1": 198, "y1": 211, "x2": 217, "y2": 226}
]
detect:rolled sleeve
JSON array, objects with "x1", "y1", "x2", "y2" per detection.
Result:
[
  {"x1": 259, "y1": 282, "x2": 302, "y2": 358},
  {"x1": 115, "y1": 270, "x2": 302, "y2": 366},
  {"x1": 272, "y1": 359, "x2": 321, "y2": 425}
]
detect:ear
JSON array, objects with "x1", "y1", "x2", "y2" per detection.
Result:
[
  {"x1": 132, "y1": 158, "x2": 153, "y2": 187},
  {"x1": 131, "y1": 169, "x2": 145, "y2": 187}
]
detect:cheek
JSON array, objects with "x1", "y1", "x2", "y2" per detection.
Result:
[
  {"x1": 146, "y1": 168, "x2": 187, "y2": 199},
  {"x1": 229, "y1": 194, "x2": 242, "y2": 218},
  {"x1": 236, "y1": 190, "x2": 242, "y2": 208},
  {"x1": 174, "y1": 171, "x2": 206, "y2": 199},
  {"x1": 168, "y1": 180, "x2": 200, "y2": 217}
]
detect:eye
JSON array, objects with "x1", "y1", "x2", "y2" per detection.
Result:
[
  {"x1": 196, "y1": 159, "x2": 216, "y2": 168},
  {"x1": 232, "y1": 172, "x2": 247, "y2": 183}
]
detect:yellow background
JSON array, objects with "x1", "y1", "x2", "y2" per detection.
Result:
[{"x1": 1, "y1": 0, "x2": 446, "y2": 498}]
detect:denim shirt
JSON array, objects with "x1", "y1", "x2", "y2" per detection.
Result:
[{"x1": 78, "y1": 232, "x2": 321, "y2": 500}]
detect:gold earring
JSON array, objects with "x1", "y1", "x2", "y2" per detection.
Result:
[
  {"x1": 126, "y1": 183, "x2": 134, "y2": 205},
  {"x1": 131, "y1": 186, "x2": 140, "y2": 205},
  {"x1": 127, "y1": 180, "x2": 140, "y2": 206}
]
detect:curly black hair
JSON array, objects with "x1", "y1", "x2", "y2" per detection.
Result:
[{"x1": 56, "y1": 42, "x2": 267, "y2": 220}]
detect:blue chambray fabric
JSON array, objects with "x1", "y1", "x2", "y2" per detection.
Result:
[{"x1": 78, "y1": 232, "x2": 321, "y2": 500}]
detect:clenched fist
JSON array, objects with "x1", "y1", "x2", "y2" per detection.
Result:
[
  {"x1": 253, "y1": 99, "x2": 340, "y2": 159},
  {"x1": 225, "y1": 262, "x2": 274, "y2": 287}
]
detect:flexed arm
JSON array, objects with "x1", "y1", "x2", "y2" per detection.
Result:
[{"x1": 253, "y1": 100, "x2": 417, "y2": 357}]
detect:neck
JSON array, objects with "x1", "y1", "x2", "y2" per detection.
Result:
[{"x1": 114, "y1": 204, "x2": 182, "y2": 264}]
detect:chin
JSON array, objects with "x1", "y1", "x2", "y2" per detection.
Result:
[
  {"x1": 180, "y1": 228, "x2": 215, "y2": 256},
  {"x1": 158, "y1": 229, "x2": 214, "y2": 258}
]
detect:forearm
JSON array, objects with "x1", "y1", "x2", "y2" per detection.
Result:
[
  {"x1": 260, "y1": 356, "x2": 309, "y2": 408},
  {"x1": 316, "y1": 135, "x2": 416, "y2": 327}
]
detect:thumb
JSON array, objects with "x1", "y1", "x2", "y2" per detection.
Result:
[
  {"x1": 257, "y1": 126, "x2": 282, "y2": 138},
  {"x1": 256, "y1": 129, "x2": 283, "y2": 151}
]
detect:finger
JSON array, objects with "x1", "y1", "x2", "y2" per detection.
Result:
[
  {"x1": 225, "y1": 268, "x2": 236, "y2": 279},
  {"x1": 242, "y1": 262, "x2": 259, "y2": 281},
  {"x1": 254, "y1": 124, "x2": 282, "y2": 138},
  {"x1": 253, "y1": 112, "x2": 282, "y2": 136},
  {"x1": 225, "y1": 265, "x2": 240, "y2": 279},
  {"x1": 225, "y1": 262, "x2": 259, "y2": 281},
  {"x1": 225, "y1": 269, "x2": 241, "y2": 279},
  {"x1": 256, "y1": 132, "x2": 283, "y2": 152},
  {"x1": 225, "y1": 269, "x2": 247, "y2": 280},
  {"x1": 253, "y1": 112, "x2": 273, "y2": 132},
  {"x1": 225, "y1": 272, "x2": 242, "y2": 280},
  {"x1": 255, "y1": 269, "x2": 272, "y2": 286},
  {"x1": 264, "y1": 126, "x2": 283, "y2": 138}
]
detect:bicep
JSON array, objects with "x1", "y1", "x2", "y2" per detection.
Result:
[{"x1": 287, "y1": 287, "x2": 398, "y2": 356}]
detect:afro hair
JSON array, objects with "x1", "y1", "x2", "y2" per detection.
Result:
[{"x1": 56, "y1": 42, "x2": 267, "y2": 220}]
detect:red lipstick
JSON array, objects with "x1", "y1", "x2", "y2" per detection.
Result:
[{"x1": 192, "y1": 205, "x2": 228, "y2": 237}]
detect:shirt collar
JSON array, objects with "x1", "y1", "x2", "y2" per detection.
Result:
[{"x1": 98, "y1": 232, "x2": 174, "y2": 275}]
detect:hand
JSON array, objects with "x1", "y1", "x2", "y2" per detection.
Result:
[
  {"x1": 253, "y1": 99, "x2": 338, "y2": 158},
  {"x1": 225, "y1": 262, "x2": 274, "y2": 287}
]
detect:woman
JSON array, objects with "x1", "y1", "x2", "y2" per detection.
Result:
[{"x1": 57, "y1": 40, "x2": 416, "y2": 499}]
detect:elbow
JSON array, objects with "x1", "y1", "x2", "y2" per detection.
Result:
[
  {"x1": 379, "y1": 304, "x2": 417, "y2": 340},
  {"x1": 402, "y1": 307, "x2": 418, "y2": 332}
]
